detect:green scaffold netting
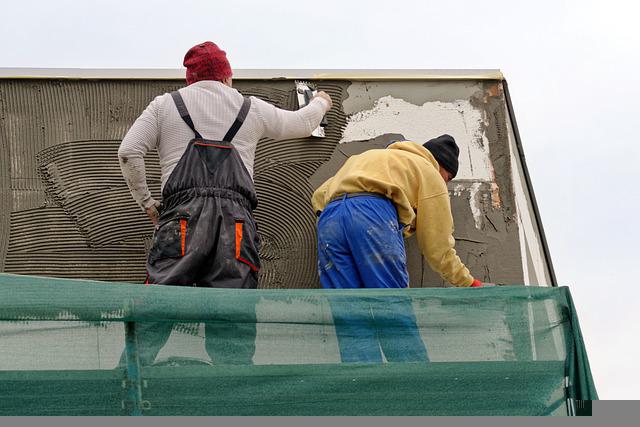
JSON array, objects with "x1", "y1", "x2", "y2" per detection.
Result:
[{"x1": 0, "y1": 273, "x2": 597, "y2": 416}]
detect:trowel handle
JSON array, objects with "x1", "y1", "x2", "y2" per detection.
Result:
[
  {"x1": 305, "y1": 88, "x2": 328, "y2": 128},
  {"x1": 303, "y1": 89, "x2": 314, "y2": 107},
  {"x1": 310, "y1": 90, "x2": 329, "y2": 127}
]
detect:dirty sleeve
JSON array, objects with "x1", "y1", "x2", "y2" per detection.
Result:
[
  {"x1": 118, "y1": 96, "x2": 161, "y2": 209},
  {"x1": 416, "y1": 193, "x2": 474, "y2": 287}
]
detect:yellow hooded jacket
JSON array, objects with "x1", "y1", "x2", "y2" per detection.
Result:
[{"x1": 312, "y1": 140, "x2": 474, "y2": 287}]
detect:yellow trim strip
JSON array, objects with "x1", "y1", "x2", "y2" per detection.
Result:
[{"x1": 0, "y1": 68, "x2": 504, "y2": 81}]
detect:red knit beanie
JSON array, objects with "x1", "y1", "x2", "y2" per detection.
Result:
[{"x1": 183, "y1": 41, "x2": 232, "y2": 85}]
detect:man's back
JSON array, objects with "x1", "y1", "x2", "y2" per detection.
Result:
[
  {"x1": 122, "y1": 80, "x2": 328, "y2": 191},
  {"x1": 312, "y1": 140, "x2": 446, "y2": 229},
  {"x1": 153, "y1": 81, "x2": 253, "y2": 189},
  {"x1": 312, "y1": 139, "x2": 476, "y2": 287}
]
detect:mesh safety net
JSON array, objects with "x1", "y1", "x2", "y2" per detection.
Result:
[{"x1": 0, "y1": 273, "x2": 597, "y2": 416}]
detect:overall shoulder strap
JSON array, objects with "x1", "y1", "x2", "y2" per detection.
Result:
[
  {"x1": 170, "y1": 91, "x2": 202, "y2": 139},
  {"x1": 223, "y1": 97, "x2": 252, "y2": 142}
]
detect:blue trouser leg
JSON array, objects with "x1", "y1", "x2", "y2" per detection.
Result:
[
  {"x1": 318, "y1": 200, "x2": 380, "y2": 360},
  {"x1": 328, "y1": 296, "x2": 383, "y2": 363},
  {"x1": 317, "y1": 196, "x2": 428, "y2": 362},
  {"x1": 373, "y1": 296, "x2": 429, "y2": 362},
  {"x1": 317, "y1": 200, "x2": 363, "y2": 289}
]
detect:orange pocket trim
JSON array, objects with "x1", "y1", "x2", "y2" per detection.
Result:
[
  {"x1": 235, "y1": 220, "x2": 259, "y2": 272},
  {"x1": 238, "y1": 256, "x2": 259, "y2": 272},
  {"x1": 194, "y1": 142, "x2": 232, "y2": 149},
  {"x1": 180, "y1": 218, "x2": 187, "y2": 256},
  {"x1": 235, "y1": 221, "x2": 243, "y2": 259}
]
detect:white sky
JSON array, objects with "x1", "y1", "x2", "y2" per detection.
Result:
[{"x1": 2, "y1": 0, "x2": 639, "y2": 400}]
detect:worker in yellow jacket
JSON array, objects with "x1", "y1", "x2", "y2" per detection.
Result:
[
  {"x1": 312, "y1": 135, "x2": 484, "y2": 362},
  {"x1": 312, "y1": 134, "x2": 484, "y2": 289}
]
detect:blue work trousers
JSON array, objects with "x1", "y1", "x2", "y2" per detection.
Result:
[{"x1": 317, "y1": 195, "x2": 428, "y2": 362}]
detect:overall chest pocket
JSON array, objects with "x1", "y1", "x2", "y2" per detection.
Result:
[
  {"x1": 194, "y1": 139, "x2": 233, "y2": 175},
  {"x1": 148, "y1": 216, "x2": 189, "y2": 264}
]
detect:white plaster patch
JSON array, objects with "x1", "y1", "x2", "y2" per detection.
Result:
[
  {"x1": 340, "y1": 96, "x2": 493, "y2": 181},
  {"x1": 469, "y1": 182, "x2": 484, "y2": 230}
]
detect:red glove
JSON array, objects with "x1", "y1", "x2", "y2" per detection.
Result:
[{"x1": 470, "y1": 279, "x2": 483, "y2": 287}]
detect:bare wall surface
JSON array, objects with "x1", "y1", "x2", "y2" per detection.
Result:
[{"x1": 0, "y1": 77, "x2": 539, "y2": 288}]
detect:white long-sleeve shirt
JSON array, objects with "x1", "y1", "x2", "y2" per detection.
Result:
[{"x1": 118, "y1": 80, "x2": 330, "y2": 209}]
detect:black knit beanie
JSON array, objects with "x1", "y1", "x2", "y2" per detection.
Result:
[{"x1": 423, "y1": 134, "x2": 460, "y2": 178}]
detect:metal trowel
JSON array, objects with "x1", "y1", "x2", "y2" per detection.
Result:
[{"x1": 295, "y1": 81, "x2": 327, "y2": 138}]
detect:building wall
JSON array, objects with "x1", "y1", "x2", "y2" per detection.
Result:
[{"x1": 0, "y1": 77, "x2": 548, "y2": 287}]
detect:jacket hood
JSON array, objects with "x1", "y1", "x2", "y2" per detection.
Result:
[{"x1": 387, "y1": 140, "x2": 439, "y2": 169}]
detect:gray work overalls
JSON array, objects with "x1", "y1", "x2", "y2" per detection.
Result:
[
  {"x1": 147, "y1": 90, "x2": 261, "y2": 289},
  {"x1": 126, "y1": 91, "x2": 260, "y2": 367}
]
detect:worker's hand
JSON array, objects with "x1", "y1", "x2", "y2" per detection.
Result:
[
  {"x1": 313, "y1": 91, "x2": 333, "y2": 110},
  {"x1": 145, "y1": 200, "x2": 160, "y2": 227}
]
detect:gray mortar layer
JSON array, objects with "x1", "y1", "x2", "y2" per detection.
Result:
[
  {"x1": 0, "y1": 78, "x2": 527, "y2": 288},
  {"x1": 343, "y1": 81, "x2": 485, "y2": 115},
  {"x1": 5, "y1": 206, "x2": 148, "y2": 281},
  {"x1": 0, "y1": 79, "x2": 182, "y2": 283},
  {"x1": 37, "y1": 140, "x2": 162, "y2": 247},
  {"x1": 0, "y1": 82, "x2": 10, "y2": 270},
  {"x1": 477, "y1": 81, "x2": 523, "y2": 284},
  {"x1": 234, "y1": 80, "x2": 350, "y2": 289}
]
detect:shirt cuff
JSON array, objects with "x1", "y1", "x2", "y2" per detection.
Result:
[{"x1": 141, "y1": 197, "x2": 159, "y2": 211}]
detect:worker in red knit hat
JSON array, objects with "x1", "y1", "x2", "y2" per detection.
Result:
[{"x1": 117, "y1": 41, "x2": 332, "y2": 366}]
